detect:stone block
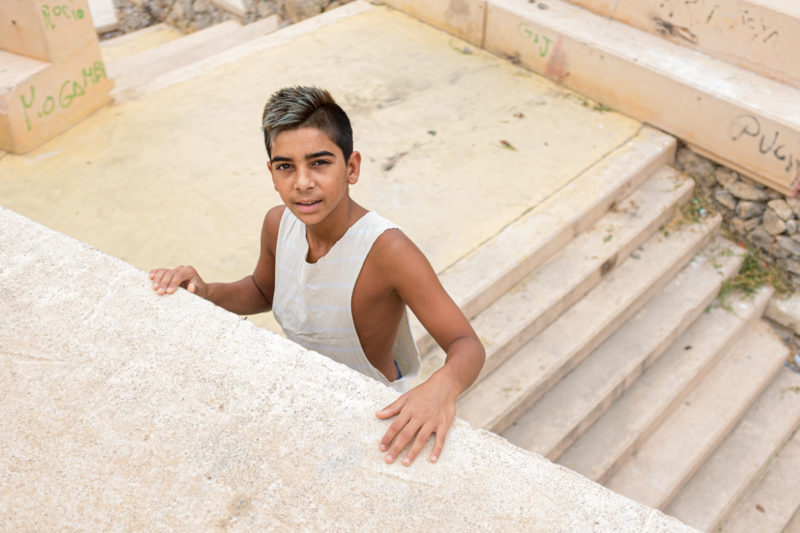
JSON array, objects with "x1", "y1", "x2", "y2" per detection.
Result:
[
  {"x1": 768, "y1": 199, "x2": 793, "y2": 220},
  {"x1": 380, "y1": 0, "x2": 487, "y2": 46},
  {"x1": 716, "y1": 168, "x2": 739, "y2": 189},
  {"x1": 736, "y1": 201, "x2": 765, "y2": 219},
  {"x1": 763, "y1": 208, "x2": 787, "y2": 235},
  {"x1": 714, "y1": 189, "x2": 737, "y2": 211},
  {"x1": 0, "y1": 0, "x2": 112, "y2": 153},
  {"x1": 0, "y1": 46, "x2": 113, "y2": 153},
  {"x1": 777, "y1": 235, "x2": 800, "y2": 256},
  {"x1": 729, "y1": 181, "x2": 768, "y2": 202},
  {"x1": 561, "y1": 0, "x2": 800, "y2": 89},
  {"x1": 0, "y1": 0, "x2": 98, "y2": 63}
]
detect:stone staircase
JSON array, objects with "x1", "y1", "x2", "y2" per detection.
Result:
[
  {"x1": 407, "y1": 126, "x2": 800, "y2": 531},
  {"x1": 389, "y1": 1, "x2": 800, "y2": 530}
]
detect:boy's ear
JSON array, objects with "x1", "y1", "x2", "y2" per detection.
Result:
[{"x1": 347, "y1": 151, "x2": 361, "y2": 185}]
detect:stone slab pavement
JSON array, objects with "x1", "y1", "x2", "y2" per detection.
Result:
[{"x1": 0, "y1": 2, "x2": 642, "y2": 333}]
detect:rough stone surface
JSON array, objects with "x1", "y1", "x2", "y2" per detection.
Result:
[
  {"x1": 769, "y1": 199, "x2": 794, "y2": 221},
  {"x1": 788, "y1": 198, "x2": 800, "y2": 217},
  {"x1": 749, "y1": 227, "x2": 773, "y2": 251},
  {"x1": 778, "y1": 236, "x2": 800, "y2": 256},
  {"x1": 0, "y1": 207, "x2": 695, "y2": 532},
  {"x1": 763, "y1": 208, "x2": 787, "y2": 235},
  {"x1": 713, "y1": 190, "x2": 737, "y2": 211},
  {"x1": 104, "y1": 0, "x2": 351, "y2": 37},
  {"x1": 736, "y1": 201, "x2": 765, "y2": 219},
  {"x1": 715, "y1": 168, "x2": 738, "y2": 189},
  {"x1": 729, "y1": 181, "x2": 768, "y2": 202},
  {"x1": 675, "y1": 144, "x2": 800, "y2": 289}
]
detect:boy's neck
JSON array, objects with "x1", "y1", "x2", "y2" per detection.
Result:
[{"x1": 304, "y1": 198, "x2": 367, "y2": 262}]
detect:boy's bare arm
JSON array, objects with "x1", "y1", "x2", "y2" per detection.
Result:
[
  {"x1": 149, "y1": 206, "x2": 283, "y2": 315},
  {"x1": 374, "y1": 231, "x2": 485, "y2": 466}
]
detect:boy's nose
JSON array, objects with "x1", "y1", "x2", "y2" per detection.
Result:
[{"x1": 295, "y1": 167, "x2": 315, "y2": 189}]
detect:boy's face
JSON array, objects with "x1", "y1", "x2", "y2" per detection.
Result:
[{"x1": 268, "y1": 127, "x2": 360, "y2": 226}]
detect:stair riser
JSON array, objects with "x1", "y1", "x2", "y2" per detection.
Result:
[
  {"x1": 666, "y1": 369, "x2": 800, "y2": 531},
  {"x1": 542, "y1": 244, "x2": 744, "y2": 462},
  {"x1": 594, "y1": 307, "x2": 765, "y2": 485},
  {"x1": 605, "y1": 320, "x2": 787, "y2": 510},
  {"x1": 599, "y1": 300, "x2": 771, "y2": 486},
  {"x1": 487, "y1": 216, "x2": 719, "y2": 435},
  {"x1": 563, "y1": 0, "x2": 800, "y2": 89},
  {"x1": 473, "y1": 176, "x2": 695, "y2": 382},
  {"x1": 379, "y1": 0, "x2": 487, "y2": 46}
]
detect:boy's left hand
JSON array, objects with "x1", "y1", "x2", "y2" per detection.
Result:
[{"x1": 375, "y1": 371, "x2": 460, "y2": 466}]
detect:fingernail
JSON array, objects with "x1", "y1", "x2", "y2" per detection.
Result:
[
  {"x1": 385, "y1": 455, "x2": 393, "y2": 463},
  {"x1": 402, "y1": 457, "x2": 410, "y2": 466},
  {"x1": 379, "y1": 444, "x2": 387, "y2": 451},
  {"x1": 431, "y1": 455, "x2": 438, "y2": 463}
]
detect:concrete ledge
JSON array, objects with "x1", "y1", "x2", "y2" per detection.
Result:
[
  {"x1": 483, "y1": 0, "x2": 800, "y2": 195},
  {"x1": 380, "y1": 0, "x2": 487, "y2": 46},
  {"x1": 0, "y1": 207, "x2": 694, "y2": 531},
  {"x1": 765, "y1": 292, "x2": 800, "y2": 337},
  {"x1": 563, "y1": 0, "x2": 800, "y2": 89}
]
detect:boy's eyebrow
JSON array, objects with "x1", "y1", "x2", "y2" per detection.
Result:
[
  {"x1": 270, "y1": 151, "x2": 336, "y2": 164},
  {"x1": 306, "y1": 150, "x2": 335, "y2": 160}
]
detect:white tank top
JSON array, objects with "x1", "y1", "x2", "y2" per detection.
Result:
[{"x1": 272, "y1": 208, "x2": 421, "y2": 392}]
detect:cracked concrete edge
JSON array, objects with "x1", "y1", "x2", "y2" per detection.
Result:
[
  {"x1": 766, "y1": 293, "x2": 800, "y2": 338},
  {"x1": 0, "y1": 206, "x2": 696, "y2": 532}
]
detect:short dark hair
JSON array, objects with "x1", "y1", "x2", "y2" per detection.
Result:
[{"x1": 261, "y1": 86, "x2": 353, "y2": 162}]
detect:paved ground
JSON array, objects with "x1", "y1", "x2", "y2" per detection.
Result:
[{"x1": 0, "y1": 3, "x2": 642, "y2": 332}]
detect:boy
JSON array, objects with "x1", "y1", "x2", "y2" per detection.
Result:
[{"x1": 150, "y1": 86, "x2": 485, "y2": 466}]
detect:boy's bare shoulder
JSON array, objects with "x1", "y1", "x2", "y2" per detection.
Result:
[
  {"x1": 261, "y1": 205, "x2": 287, "y2": 253},
  {"x1": 371, "y1": 228, "x2": 430, "y2": 276}
]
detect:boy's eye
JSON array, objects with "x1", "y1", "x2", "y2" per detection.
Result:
[
  {"x1": 311, "y1": 159, "x2": 330, "y2": 167},
  {"x1": 276, "y1": 163, "x2": 292, "y2": 171}
]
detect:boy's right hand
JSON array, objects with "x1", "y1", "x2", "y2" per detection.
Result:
[{"x1": 149, "y1": 266, "x2": 207, "y2": 298}]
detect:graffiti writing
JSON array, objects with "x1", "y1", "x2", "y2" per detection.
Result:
[
  {"x1": 20, "y1": 61, "x2": 108, "y2": 131},
  {"x1": 517, "y1": 22, "x2": 553, "y2": 59},
  {"x1": 41, "y1": 3, "x2": 85, "y2": 29},
  {"x1": 656, "y1": 0, "x2": 779, "y2": 47},
  {"x1": 729, "y1": 114, "x2": 799, "y2": 177}
]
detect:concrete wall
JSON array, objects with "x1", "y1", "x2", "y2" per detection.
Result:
[{"x1": 0, "y1": 206, "x2": 694, "y2": 531}]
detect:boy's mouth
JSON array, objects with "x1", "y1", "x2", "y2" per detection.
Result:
[{"x1": 295, "y1": 199, "x2": 322, "y2": 212}]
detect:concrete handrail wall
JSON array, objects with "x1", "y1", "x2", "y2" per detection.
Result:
[{"x1": 0, "y1": 207, "x2": 695, "y2": 531}]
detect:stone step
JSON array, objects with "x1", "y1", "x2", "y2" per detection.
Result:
[
  {"x1": 100, "y1": 23, "x2": 185, "y2": 65},
  {"x1": 457, "y1": 203, "x2": 719, "y2": 434},
  {"x1": 416, "y1": 166, "x2": 694, "y2": 385},
  {"x1": 1, "y1": 0, "x2": 100, "y2": 63},
  {"x1": 605, "y1": 319, "x2": 787, "y2": 510},
  {"x1": 558, "y1": 286, "x2": 774, "y2": 484},
  {"x1": 784, "y1": 508, "x2": 800, "y2": 533},
  {"x1": 501, "y1": 236, "x2": 744, "y2": 460},
  {"x1": 411, "y1": 126, "x2": 676, "y2": 354},
  {"x1": 665, "y1": 367, "x2": 800, "y2": 531},
  {"x1": 484, "y1": 0, "x2": 800, "y2": 195},
  {"x1": 562, "y1": 0, "x2": 800, "y2": 90},
  {"x1": 718, "y1": 426, "x2": 800, "y2": 533},
  {"x1": 108, "y1": 15, "x2": 281, "y2": 98}
]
